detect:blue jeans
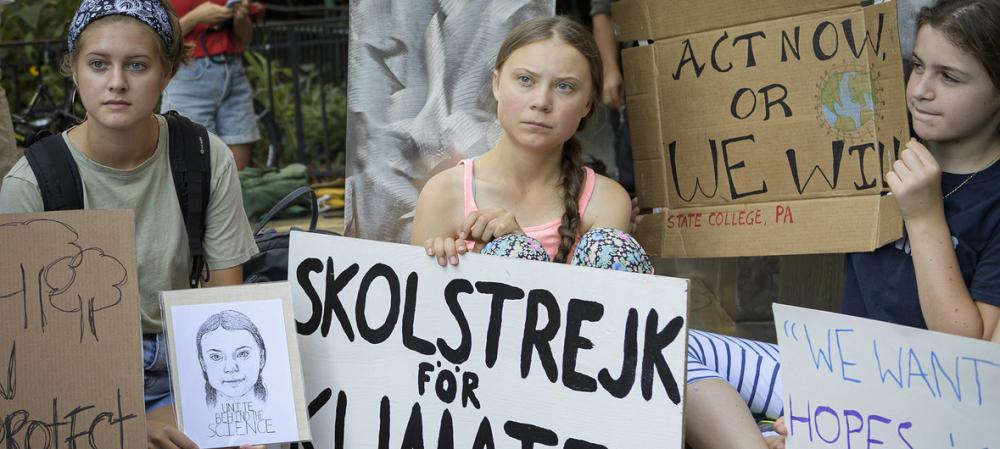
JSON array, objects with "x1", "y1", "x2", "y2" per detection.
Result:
[
  {"x1": 143, "y1": 333, "x2": 173, "y2": 411},
  {"x1": 161, "y1": 57, "x2": 260, "y2": 145}
]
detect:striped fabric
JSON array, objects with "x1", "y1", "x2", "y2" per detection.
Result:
[{"x1": 687, "y1": 329, "x2": 784, "y2": 420}]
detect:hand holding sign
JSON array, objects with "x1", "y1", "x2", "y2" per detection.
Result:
[
  {"x1": 886, "y1": 139, "x2": 944, "y2": 221},
  {"x1": 147, "y1": 407, "x2": 266, "y2": 449},
  {"x1": 619, "y1": 0, "x2": 908, "y2": 257},
  {"x1": 423, "y1": 236, "x2": 469, "y2": 266},
  {"x1": 147, "y1": 405, "x2": 198, "y2": 449},
  {"x1": 766, "y1": 418, "x2": 787, "y2": 449}
]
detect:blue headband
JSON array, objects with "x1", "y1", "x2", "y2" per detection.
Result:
[{"x1": 67, "y1": 0, "x2": 174, "y2": 53}]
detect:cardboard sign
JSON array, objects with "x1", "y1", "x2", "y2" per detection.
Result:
[
  {"x1": 774, "y1": 304, "x2": 1000, "y2": 448},
  {"x1": 613, "y1": 0, "x2": 907, "y2": 257},
  {"x1": 161, "y1": 282, "x2": 311, "y2": 448},
  {"x1": 288, "y1": 232, "x2": 690, "y2": 448},
  {"x1": 0, "y1": 210, "x2": 146, "y2": 448}
]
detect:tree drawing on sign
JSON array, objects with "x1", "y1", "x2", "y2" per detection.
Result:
[
  {"x1": 0, "y1": 219, "x2": 128, "y2": 341},
  {"x1": 48, "y1": 247, "x2": 128, "y2": 341}
]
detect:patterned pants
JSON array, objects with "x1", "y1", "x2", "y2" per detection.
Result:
[{"x1": 481, "y1": 227, "x2": 654, "y2": 273}]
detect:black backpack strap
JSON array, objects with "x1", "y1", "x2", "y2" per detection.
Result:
[
  {"x1": 24, "y1": 133, "x2": 85, "y2": 211},
  {"x1": 164, "y1": 111, "x2": 212, "y2": 288}
]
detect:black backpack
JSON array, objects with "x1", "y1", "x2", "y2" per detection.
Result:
[
  {"x1": 242, "y1": 185, "x2": 339, "y2": 284},
  {"x1": 24, "y1": 111, "x2": 211, "y2": 288}
]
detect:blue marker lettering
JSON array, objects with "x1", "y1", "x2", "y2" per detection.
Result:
[
  {"x1": 896, "y1": 421, "x2": 914, "y2": 449},
  {"x1": 907, "y1": 348, "x2": 936, "y2": 397},
  {"x1": 787, "y1": 394, "x2": 814, "y2": 442},
  {"x1": 844, "y1": 409, "x2": 864, "y2": 449},
  {"x1": 866, "y1": 414, "x2": 891, "y2": 448},
  {"x1": 960, "y1": 356, "x2": 1000, "y2": 406},
  {"x1": 805, "y1": 324, "x2": 835, "y2": 373},
  {"x1": 872, "y1": 340, "x2": 903, "y2": 388},
  {"x1": 930, "y1": 351, "x2": 961, "y2": 402},
  {"x1": 815, "y1": 406, "x2": 841, "y2": 444},
  {"x1": 835, "y1": 328, "x2": 861, "y2": 383}
]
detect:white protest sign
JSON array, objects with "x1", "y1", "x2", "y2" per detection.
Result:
[
  {"x1": 287, "y1": 232, "x2": 690, "y2": 448},
  {"x1": 774, "y1": 303, "x2": 1000, "y2": 448},
  {"x1": 162, "y1": 283, "x2": 311, "y2": 448}
]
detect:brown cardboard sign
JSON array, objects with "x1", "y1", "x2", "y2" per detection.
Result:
[
  {"x1": 614, "y1": 0, "x2": 907, "y2": 257},
  {"x1": 0, "y1": 210, "x2": 146, "y2": 448}
]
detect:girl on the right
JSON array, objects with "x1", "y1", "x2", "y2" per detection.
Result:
[{"x1": 686, "y1": 0, "x2": 1000, "y2": 447}]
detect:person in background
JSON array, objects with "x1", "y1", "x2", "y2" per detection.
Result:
[
  {"x1": 589, "y1": 0, "x2": 634, "y2": 194},
  {"x1": 162, "y1": 0, "x2": 260, "y2": 170}
]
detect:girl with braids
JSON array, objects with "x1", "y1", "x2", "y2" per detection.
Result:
[{"x1": 412, "y1": 16, "x2": 651, "y2": 274}]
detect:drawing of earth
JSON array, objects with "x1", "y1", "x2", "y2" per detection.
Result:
[{"x1": 819, "y1": 70, "x2": 875, "y2": 132}]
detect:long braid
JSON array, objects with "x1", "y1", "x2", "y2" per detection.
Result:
[
  {"x1": 491, "y1": 16, "x2": 603, "y2": 262},
  {"x1": 555, "y1": 137, "x2": 584, "y2": 263}
]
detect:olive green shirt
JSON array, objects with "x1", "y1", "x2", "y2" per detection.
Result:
[{"x1": 0, "y1": 115, "x2": 258, "y2": 333}]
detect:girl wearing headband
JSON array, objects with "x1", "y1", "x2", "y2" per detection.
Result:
[{"x1": 0, "y1": 1, "x2": 258, "y2": 448}]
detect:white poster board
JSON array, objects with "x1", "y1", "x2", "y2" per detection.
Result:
[
  {"x1": 161, "y1": 282, "x2": 311, "y2": 448},
  {"x1": 774, "y1": 303, "x2": 1000, "y2": 448},
  {"x1": 288, "y1": 232, "x2": 690, "y2": 448}
]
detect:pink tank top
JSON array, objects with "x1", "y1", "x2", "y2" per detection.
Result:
[{"x1": 461, "y1": 158, "x2": 596, "y2": 261}]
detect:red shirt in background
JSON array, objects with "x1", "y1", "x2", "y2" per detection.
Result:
[{"x1": 172, "y1": 0, "x2": 244, "y2": 59}]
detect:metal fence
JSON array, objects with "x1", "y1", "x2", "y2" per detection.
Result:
[
  {"x1": 0, "y1": 9, "x2": 349, "y2": 169},
  {"x1": 249, "y1": 15, "x2": 348, "y2": 168}
]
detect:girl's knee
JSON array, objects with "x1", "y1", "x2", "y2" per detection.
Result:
[
  {"x1": 481, "y1": 233, "x2": 550, "y2": 262},
  {"x1": 572, "y1": 227, "x2": 652, "y2": 274}
]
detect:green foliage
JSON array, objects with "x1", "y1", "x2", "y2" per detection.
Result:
[
  {"x1": 0, "y1": 2, "x2": 347, "y2": 170},
  {"x1": 0, "y1": 0, "x2": 75, "y2": 43},
  {"x1": 243, "y1": 50, "x2": 346, "y2": 169},
  {"x1": 0, "y1": 0, "x2": 77, "y2": 115}
]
